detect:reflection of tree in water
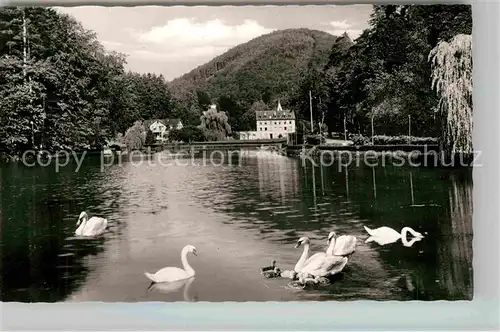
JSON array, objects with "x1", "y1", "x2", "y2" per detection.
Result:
[
  {"x1": 436, "y1": 170, "x2": 473, "y2": 299},
  {"x1": 0, "y1": 158, "x2": 126, "y2": 302},
  {"x1": 192, "y1": 155, "x2": 473, "y2": 300},
  {"x1": 372, "y1": 170, "x2": 473, "y2": 300}
]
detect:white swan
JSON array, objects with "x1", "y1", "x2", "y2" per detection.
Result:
[
  {"x1": 294, "y1": 231, "x2": 355, "y2": 285},
  {"x1": 363, "y1": 226, "x2": 423, "y2": 246},
  {"x1": 299, "y1": 236, "x2": 331, "y2": 269},
  {"x1": 326, "y1": 231, "x2": 358, "y2": 257},
  {"x1": 298, "y1": 254, "x2": 348, "y2": 283},
  {"x1": 144, "y1": 245, "x2": 198, "y2": 283},
  {"x1": 300, "y1": 231, "x2": 357, "y2": 269},
  {"x1": 75, "y1": 211, "x2": 108, "y2": 237},
  {"x1": 366, "y1": 233, "x2": 423, "y2": 247}
]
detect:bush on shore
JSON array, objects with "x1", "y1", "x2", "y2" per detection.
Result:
[{"x1": 349, "y1": 134, "x2": 438, "y2": 146}]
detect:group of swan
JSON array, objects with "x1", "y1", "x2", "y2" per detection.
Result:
[
  {"x1": 261, "y1": 226, "x2": 424, "y2": 287},
  {"x1": 72, "y1": 211, "x2": 424, "y2": 287},
  {"x1": 73, "y1": 212, "x2": 198, "y2": 283},
  {"x1": 260, "y1": 231, "x2": 358, "y2": 286}
]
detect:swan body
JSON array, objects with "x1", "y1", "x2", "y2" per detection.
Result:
[
  {"x1": 297, "y1": 235, "x2": 333, "y2": 270},
  {"x1": 301, "y1": 252, "x2": 325, "y2": 270},
  {"x1": 366, "y1": 234, "x2": 423, "y2": 247},
  {"x1": 145, "y1": 245, "x2": 198, "y2": 283},
  {"x1": 298, "y1": 255, "x2": 348, "y2": 281},
  {"x1": 328, "y1": 233, "x2": 357, "y2": 257},
  {"x1": 301, "y1": 231, "x2": 357, "y2": 269},
  {"x1": 296, "y1": 232, "x2": 354, "y2": 284},
  {"x1": 293, "y1": 236, "x2": 333, "y2": 272},
  {"x1": 75, "y1": 211, "x2": 108, "y2": 237},
  {"x1": 363, "y1": 226, "x2": 423, "y2": 245}
]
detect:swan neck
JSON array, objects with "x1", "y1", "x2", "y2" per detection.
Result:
[
  {"x1": 326, "y1": 238, "x2": 336, "y2": 255},
  {"x1": 181, "y1": 247, "x2": 194, "y2": 276},
  {"x1": 401, "y1": 227, "x2": 417, "y2": 238},
  {"x1": 76, "y1": 218, "x2": 88, "y2": 234},
  {"x1": 401, "y1": 232, "x2": 411, "y2": 246},
  {"x1": 79, "y1": 214, "x2": 88, "y2": 225},
  {"x1": 295, "y1": 243, "x2": 310, "y2": 271}
]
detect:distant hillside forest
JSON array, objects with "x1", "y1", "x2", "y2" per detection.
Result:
[{"x1": 0, "y1": 5, "x2": 472, "y2": 158}]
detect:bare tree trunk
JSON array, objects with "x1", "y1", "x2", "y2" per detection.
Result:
[{"x1": 22, "y1": 8, "x2": 27, "y2": 80}]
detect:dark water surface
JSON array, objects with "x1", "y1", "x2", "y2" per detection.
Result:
[{"x1": 0, "y1": 150, "x2": 473, "y2": 302}]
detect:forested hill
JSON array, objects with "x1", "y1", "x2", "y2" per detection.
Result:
[{"x1": 168, "y1": 28, "x2": 338, "y2": 108}]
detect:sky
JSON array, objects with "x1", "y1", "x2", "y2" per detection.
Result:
[{"x1": 55, "y1": 5, "x2": 372, "y2": 81}]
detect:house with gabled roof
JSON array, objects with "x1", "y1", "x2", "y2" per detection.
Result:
[
  {"x1": 255, "y1": 100, "x2": 296, "y2": 140},
  {"x1": 238, "y1": 100, "x2": 296, "y2": 141},
  {"x1": 143, "y1": 118, "x2": 183, "y2": 142}
]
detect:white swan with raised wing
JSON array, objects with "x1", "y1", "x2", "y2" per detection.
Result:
[
  {"x1": 144, "y1": 245, "x2": 198, "y2": 283},
  {"x1": 75, "y1": 211, "x2": 108, "y2": 237}
]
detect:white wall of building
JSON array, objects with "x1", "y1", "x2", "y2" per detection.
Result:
[{"x1": 256, "y1": 119, "x2": 295, "y2": 139}]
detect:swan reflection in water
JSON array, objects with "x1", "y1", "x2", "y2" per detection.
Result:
[{"x1": 147, "y1": 276, "x2": 197, "y2": 301}]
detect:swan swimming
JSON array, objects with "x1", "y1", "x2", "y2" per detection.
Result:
[
  {"x1": 292, "y1": 236, "x2": 329, "y2": 272},
  {"x1": 366, "y1": 233, "x2": 423, "y2": 247},
  {"x1": 292, "y1": 232, "x2": 355, "y2": 285},
  {"x1": 299, "y1": 231, "x2": 357, "y2": 270},
  {"x1": 297, "y1": 253, "x2": 348, "y2": 284},
  {"x1": 363, "y1": 226, "x2": 423, "y2": 246},
  {"x1": 296, "y1": 238, "x2": 335, "y2": 272},
  {"x1": 75, "y1": 211, "x2": 108, "y2": 237},
  {"x1": 326, "y1": 231, "x2": 358, "y2": 257},
  {"x1": 144, "y1": 245, "x2": 198, "y2": 283}
]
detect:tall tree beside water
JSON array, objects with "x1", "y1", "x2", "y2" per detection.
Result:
[
  {"x1": 122, "y1": 120, "x2": 146, "y2": 151},
  {"x1": 0, "y1": 7, "x2": 126, "y2": 154},
  {"x1": 199, "y1": 107, "x2": 232, "y2": 141},
  {"x1": 0, "y1": 7, "x2": 176, "y2": 158},
  {"x1": 295, "y1": 4, "x2": 472, "y2": 138},
  {"x1": 429, "y1": 34, "x2": 472, "y2": 155}
]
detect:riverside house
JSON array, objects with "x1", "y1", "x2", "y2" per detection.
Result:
[
  {"x1": 239, "y1": 101, "x2": 296, "y2": 141},
  {"x1": 143, "y1": 118, "x2": 183, "y2": 142}
]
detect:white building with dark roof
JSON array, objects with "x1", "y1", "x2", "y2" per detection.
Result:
[
  {"x1": 255, "y1": 100, "x2": 296, "y2": 140},
  {"x1": 143, "y1": 118, "x2": 183, "y2": 142}
]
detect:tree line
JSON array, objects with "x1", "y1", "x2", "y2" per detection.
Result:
[
  {"x1": 0, "y1": 7, "x2": 186, "y2": 158},
  {"x1": 0, "y1": 5, "x2": 472, "y2": 159},
  {"x1": 290, "y1": 5, "x2": 472, "y2": 148}
]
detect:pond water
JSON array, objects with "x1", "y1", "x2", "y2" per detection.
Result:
[{"x1": 0, "y1": 150, "x2": 473, "y2": 302}]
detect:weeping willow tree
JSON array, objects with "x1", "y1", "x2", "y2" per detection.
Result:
[
  {"x1": 429, "y1": 34, "x2": 473, "y2": 156},
  {"x1": 199, "y1": 105, "x2": 232, "y2": 141}
]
